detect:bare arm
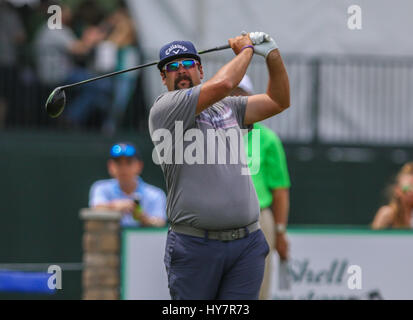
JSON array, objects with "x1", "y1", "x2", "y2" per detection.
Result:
[
  {"x1": 69, "y1": 27, "x2": 106, "y2": 56},
  {"x1": 93, "y1": 200, "x2": 165, "y2": 227},
  {"x1": 137, "y1": 214, "x2": 166, "y2": 228},
  {"x1": 69, "y1": 41, "x2": 91, "y2": 55},
  {"x1": 272, "y1": 188, "x2": 290, "y2": 226},
  {"x1": 371, "y1": 205, "x2": 394, "y2": 229},
  {"x1": 244, "y1": 49, "x2": 290, "y2": 125},
  {"x1": 93, "y1": 199, "x2": 135, "y2": 212},
  {"x1": 272, "y1": 188, "x2": 290, "y2": 261},
  {"x1": 196, "y1": 35, "x2": 254, "y2": 114}
]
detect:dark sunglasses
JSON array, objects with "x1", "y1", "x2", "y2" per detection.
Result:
[
  {"x1": 164, "y1": 59, "x2": 197, "y2": 72},
  {"x1": 110, "y1": 143, "x2": 136, "y2": 158}
]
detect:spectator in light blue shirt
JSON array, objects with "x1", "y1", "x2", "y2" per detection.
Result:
[{"x1": 89, "y1": 142, "x2": 167, "y2": 227}]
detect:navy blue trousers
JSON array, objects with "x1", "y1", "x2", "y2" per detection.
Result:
[{"x1": 164, "y1": 228, "x2": 269, "y2": 300}]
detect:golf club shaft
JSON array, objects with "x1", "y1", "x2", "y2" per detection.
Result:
[
  {"x1": 197, "y1": 44, "x2": 231, "y2": 55},
  {"x1": 60, "y1": 44, "x2": 231, "y2": 90}
]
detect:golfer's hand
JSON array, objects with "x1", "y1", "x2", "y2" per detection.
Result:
[
  {"x1": 251, "y1": 32, "x2": 279, "y2": 59},
  {"x1": 275, "y1": 233, "x2": 289, "y2": 261},
  {"x1": 228, "y1": 32, "x2": 253, "y2": 55},
  {"x1": 109, "y1": 199, "x2": 136, "y2": 213}
]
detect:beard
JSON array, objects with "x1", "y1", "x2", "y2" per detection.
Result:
[{"x1": 174, "y1": 74, "x2": 194, "y2": 90}]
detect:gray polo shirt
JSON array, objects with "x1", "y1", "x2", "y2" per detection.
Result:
[{"x1": 149, "y1": 84, "x2": 259, "y2": 230}]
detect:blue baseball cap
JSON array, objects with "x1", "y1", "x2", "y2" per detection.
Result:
[
  {"x1": 110, "y1": 142, "x2": 142, "y2": 160},
  {"x1": 157, "y1": 40, "x2": 201, "y2": 71}
]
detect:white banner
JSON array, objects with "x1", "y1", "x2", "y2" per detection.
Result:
[
  {"x1": 121, "y1": 228, "x2": 170, "y2": 300},
  {"x1": 121, "y1": 228, "x2": 413, "y2": 300},
  {"x1": 271, "y1": 230, "x2": 413, "y2": 300}
]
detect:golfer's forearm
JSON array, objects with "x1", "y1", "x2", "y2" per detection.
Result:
[
  {"x1": 222, "y1": 48, "x2": 253, "y2": 88},
  {"x1": 196, "y1": 48, "x2": 253, "y2": 113},
  {"x1": 272, "y1": 188, "x2": 290, "y2": 225},
  {"x1": 266, "y1": 50, "x2": 290, "y2": 110},
  {"x1": 211, "y1": 48, "x2": 253, "y2": 94}
]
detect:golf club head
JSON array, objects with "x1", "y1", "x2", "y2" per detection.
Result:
[{"x1": 45, "y1": 87, "x2": 66, "y2": 118}]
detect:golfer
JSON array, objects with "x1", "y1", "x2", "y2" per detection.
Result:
[{"x1": 149, "y1": 32, "x2": 290, "y2": 300}]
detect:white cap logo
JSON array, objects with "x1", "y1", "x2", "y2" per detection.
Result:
[{"x1": 165, "y1": 44, "x2": 188, "y2": 56}]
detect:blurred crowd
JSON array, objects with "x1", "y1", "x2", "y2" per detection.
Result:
[{"x1": 0, "y1": 0, "x2": 146, "y2": 134}]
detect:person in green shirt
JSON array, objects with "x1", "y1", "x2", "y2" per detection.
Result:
[{"x1": 232, "y1": 75, "x2": 291, "y2": 300}]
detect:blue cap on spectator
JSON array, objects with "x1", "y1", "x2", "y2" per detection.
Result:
[
  {"x1": 157, "y1": 40, "x2": 201, "y2": 71},
  {"x1": 110, "y1": 142, "x2": 142, "y2": 160}
]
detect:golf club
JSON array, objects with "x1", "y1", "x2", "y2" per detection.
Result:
[{"x1": 45, "y1": 44, "x2": 231, "y2": 118}]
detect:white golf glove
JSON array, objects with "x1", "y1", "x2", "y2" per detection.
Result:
[
  {"x1": 249, "y1": 31, "x2": 279, "y2": 59},
  {"x1": 248, "y1": 31, "x2": 267, "y2": 45}
]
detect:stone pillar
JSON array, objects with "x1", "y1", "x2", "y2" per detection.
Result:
[{"x1": 80, "y1": 209, "x2": 122, "y2": 300}]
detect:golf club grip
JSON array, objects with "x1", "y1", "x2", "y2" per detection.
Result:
[{"x1": 60, "y1": 44, "x2": 231, "y2": 90}]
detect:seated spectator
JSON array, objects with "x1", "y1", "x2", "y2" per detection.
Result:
[
  {"x1": 89, "y1": 142, "x2": 167, "y2": 227},
  {"x1": 372, "y1": 162, "x2": 413, "y2": 229}
]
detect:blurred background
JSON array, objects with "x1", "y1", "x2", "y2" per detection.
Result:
[{"x1": 1, "y1": 0, "x2": 412, "y2": 299}]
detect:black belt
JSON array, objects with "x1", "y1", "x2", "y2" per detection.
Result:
[{"x1": 170, "y1": 221, "x2": 260, "y2": 241}]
